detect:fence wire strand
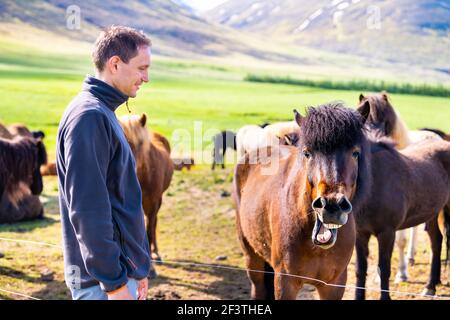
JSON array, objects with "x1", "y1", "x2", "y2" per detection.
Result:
[{"x1": 0, "y1": 236, "x2": 449, "y2": 300}]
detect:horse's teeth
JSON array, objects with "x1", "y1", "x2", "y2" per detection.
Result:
[{"x1": 324, "y1": 224, "x2": 341, "y2": 229}]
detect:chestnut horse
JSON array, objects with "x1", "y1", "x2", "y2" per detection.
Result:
[
  {"x1": 354, "y1": 100, "x2": 450, "y2": 299},
  {"x1": 118, "y1": 114, "x2": 174, "y2": 278},
  {"x1": 233, "y1": 103, "x2": 371, "y2": 299}
]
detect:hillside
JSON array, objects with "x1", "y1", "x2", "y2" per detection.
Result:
[
  {"x1": 0, "y1": 0, "x2": 449, "y2": 84},
  {"x1": 208, "y1": 0, "x2": 450, "y2": 72}
]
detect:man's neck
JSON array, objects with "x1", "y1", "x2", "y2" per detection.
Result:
[{"x1": 95, "y1": 72, "x2": 115, "y2": 89}]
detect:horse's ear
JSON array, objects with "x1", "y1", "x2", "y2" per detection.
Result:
[
  {"x1": 293, "y1": 109, "x2": 303, "y2": 127},
  {"x1": 357, "y1": 100, "x2": 370, "y2": 123},
  {"x1": 359, "y1": 93, "x2": 365, "y2": 102},
  {"x1": 140, "y1": 113, "x2": 147, "y2": 127},
  {"x1": 381, "y1": 91, "x2": 389, "y2": 101},
  {"x1": 32, "y1": 130, "x2": 45, "y2": 140}
]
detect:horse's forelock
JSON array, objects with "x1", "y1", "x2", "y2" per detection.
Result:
[{"x1": 300, "y1": 103, "x2": 365, "y2": 153}]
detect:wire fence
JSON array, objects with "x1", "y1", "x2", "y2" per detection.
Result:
[{"x1": 0, "y1": 236, "x2": 449, "y2": 300}]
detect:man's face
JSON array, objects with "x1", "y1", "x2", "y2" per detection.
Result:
[{"x1": 114, "y1": 46, "x2": 151, "y2": 98}]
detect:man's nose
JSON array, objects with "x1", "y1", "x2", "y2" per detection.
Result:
[{"x1": 142, "y1": 72, "x2": 149, "y2": 83}]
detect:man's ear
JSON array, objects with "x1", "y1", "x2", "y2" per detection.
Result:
[
  {"x1": 140, "y1": 113, "x2": 147, "y2": 127},
  {"x1": 293, "y1": 109, "x2": 303, "y2": 127},
  {"x1": 107, "y1": 56, "x2": 121, "y2": 73},
  {"x1": 357, "y1": 100, "x2": 370, "y2": 123}
]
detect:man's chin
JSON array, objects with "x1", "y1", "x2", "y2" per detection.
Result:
[{"x1": 127, "y1": 90, "x2": 137, "y2": 98}]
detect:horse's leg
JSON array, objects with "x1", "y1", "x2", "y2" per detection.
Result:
[
  {"x1": 143, "y1": 198, "x2": 157, "y2": 279},
  {"x1": 317, "y1": 269, "x2": 347, "y2": 300},
  {"x1": 407, "y1": 225, "x2": 419, "y2": 266},
  {"x1": 394, "y1": 229, "x2": 408, "y2": 283},
  {"x1": 376, "y1": 229, "x2": 396, "y2": 300},
  {"x1": 235, "y1": 216, "x2": 271, "y2": 299},
  {"x1": 274, "y1": 268, "x2": 302, "y2": 300},
  {"x1": 355, "y1": 230, "x2": 371, "y2": 300},
  {"x1": 211, "y1": 147, "x2": 216, "y2": 170},
  {"x1": 222, "y1": 148, "x2": 226, "y2": 169},
  {"x1": 243, "y1": 240, "x2": 272, "y2": 300},
  {"x1": 150, "y1": 199, "x2": 163, "y2": 262},
  {"x1": 423, "y1": 217, "x2": 442, "y2": 296}
]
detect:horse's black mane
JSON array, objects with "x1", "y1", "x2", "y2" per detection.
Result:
[{"x1": 301, "y1": 102, "x2": 365, "y2": 153}]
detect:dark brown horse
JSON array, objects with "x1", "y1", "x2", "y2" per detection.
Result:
[
  {"x1": 233, "y1": 103, "x2": 371, "y2": 299},
  {"x1": 119, "y1": 113, "x2": 174, "y2": 279},
  {"x1": 0, "y1": 123, "x2": 48, "y2": 223},
  {"x1": 354, "y1": 99, "x2": 450, "y2": 299},
  {"x1": 0, "y1": 136, "x2": 46, "y2": 223}
]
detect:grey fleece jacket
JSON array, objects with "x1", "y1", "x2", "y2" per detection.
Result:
[{"x1": 56, "y1": 76, "x2": 151, "y2": 293}]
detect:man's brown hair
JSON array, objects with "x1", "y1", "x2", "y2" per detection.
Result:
[{"x1": 92, "y1": 25, "x2": 151, "y2": 71}]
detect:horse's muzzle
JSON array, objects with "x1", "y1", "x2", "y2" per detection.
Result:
[
  {"x1": 312, "y1": 195, "x2": 352, "y2": 225},
  {"x1": 311, "y1": 195, "x2": 353, "y2": 249}
]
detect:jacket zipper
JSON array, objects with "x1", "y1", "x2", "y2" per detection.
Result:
[{"x1": 112, "y1": 216, "x2": 138, "y2": 271}]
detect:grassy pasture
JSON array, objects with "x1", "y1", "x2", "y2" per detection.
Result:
[{"x1": 0, "y1": 38, "x2": 450, "y2": 300}]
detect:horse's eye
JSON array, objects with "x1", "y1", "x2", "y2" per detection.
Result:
[
  {"x1": 352, "y1": 151, "x2": 360, "y2": 159},
  {"x1": 303, "y1": 150, "x2": 311, "y2": 159}
]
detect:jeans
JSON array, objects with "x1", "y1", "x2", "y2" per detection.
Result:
[{"x1": 71, "y1": 278, "x2": 139, "y2": 300}]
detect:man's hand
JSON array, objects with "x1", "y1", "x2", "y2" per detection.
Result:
[
  {"x1": 137, "y1": 278, "x2": 148, "y2": 300},
  {"x1": 107, "y1": 285, "x2": 134, "y2": 300}
]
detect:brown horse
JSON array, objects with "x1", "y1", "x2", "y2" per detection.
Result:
[
  {"x1": 0, "y1": 123, "x2": 47, "y2": 223},
  {"x1": 118, "y1": 113, "x2": 174, "y2": 278},
  {"x1": 233, "y1": 103, "x2": 371, "y2": 299},
  {"x1": 0, "y1": 136, "x2": 46, "y2": 223},
  {"x1": 354, "y1": 99, "x2": 450, "y2": 299}
]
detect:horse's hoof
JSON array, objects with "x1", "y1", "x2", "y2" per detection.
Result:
[
  {"x1": 148, "y1": 268, "x2": 158, "y2": 279},
  {"x1": 151, "y1": 254, "x2": 163, "y2": 265},
  {"x1": 394, "y1": 272, "x2": 408, "y2": 284},
  {"x1": 421, "y1": 288, "x2": 436, "y2": 297},
  {"x1": 408, "y1": 258, "x2": 415, "y2": 267}
]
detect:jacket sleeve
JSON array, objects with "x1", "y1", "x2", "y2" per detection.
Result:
[{"x1": 62, "y1": 111, "x2": 128, "y2": 293}]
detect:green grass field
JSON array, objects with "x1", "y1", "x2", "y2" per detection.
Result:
[
  {"x1": 1, "y1": 53, "x2": 449, "y2": 160},
  {"x1": 1, "y1": 38, "x2": 450, "y2": 300}
]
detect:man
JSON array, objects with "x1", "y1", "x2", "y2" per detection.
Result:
[{"x1": 56, "y1": 26, "x2": 152, "y2": 300}]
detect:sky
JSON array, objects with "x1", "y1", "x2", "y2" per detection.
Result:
[{"x1": 182, "y1": 0, "x2": 229, "y2": 11}]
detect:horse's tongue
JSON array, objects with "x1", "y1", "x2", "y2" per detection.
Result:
[{"x1": 316, "y1": 224, "x2": 332, "y2": 243}]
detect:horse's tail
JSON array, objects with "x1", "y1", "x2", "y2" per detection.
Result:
[
  {"x1": 421, "y1": 128, "x2": 447, "y2": 139},
  {"x1": 264, "y1": 262, "x2": 275, "y2": 300}
]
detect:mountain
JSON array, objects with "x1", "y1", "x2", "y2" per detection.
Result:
[
  {"x1": 0, "y1": 0, "x2": 307, "y2": 63},
  {"x1": 0, "y1": 0, "x2": 448, "y2": 84},
  {"x1": 208, "y1": 0, "x2": 450, "y2": 70}
]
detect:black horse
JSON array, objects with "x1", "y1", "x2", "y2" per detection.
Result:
[{"x1": 211, "y1": 130, "x2": 237, "y2": 170}]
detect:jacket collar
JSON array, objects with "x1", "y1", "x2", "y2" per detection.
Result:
[{"x1": 82, "y1": 75, "x2": 128, "y2": 112}]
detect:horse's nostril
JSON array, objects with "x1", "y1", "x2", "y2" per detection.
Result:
[
  {"x1": 312, "y1": 197, "x2": 326, "y2": 209},
  {"x1": 338, "y1": 197, "x2": 352, "y2": 213}
]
